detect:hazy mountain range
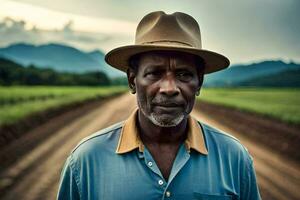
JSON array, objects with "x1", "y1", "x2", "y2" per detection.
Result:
[
  {"x1": 203, "y1": 60, "x2": 300, "y2": 87},
  {"x1": 0, "y1": 43, "x2": 124, "y2": 78},
  {"x1": 0, "y1": 43, "x2": 299, "y2": 87}
]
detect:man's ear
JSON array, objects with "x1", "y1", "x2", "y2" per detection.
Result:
[
  {"x1": 127, "y1": 68, "x2": 136, "y2": 94},
  {"x1": 196, "y1": 89, "x2": 200, "y2": 96},
  {"x1": 196, "y1": 72, "x2": 204, "y2": 96}
]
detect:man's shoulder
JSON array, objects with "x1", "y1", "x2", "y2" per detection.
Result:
[
  {"x1": 200, "y1": 122, "x2": 240, "y2": 142},
  {"x1": 71, "y1": 121, "x2": 124, "y2": 155},
  {"x1": 199, "y1": 121, "x2": 251, "y2": 158}
]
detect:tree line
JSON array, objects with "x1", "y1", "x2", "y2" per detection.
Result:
[{"x1": 0, "y1": 58, "x2": 127, "y2": 86}]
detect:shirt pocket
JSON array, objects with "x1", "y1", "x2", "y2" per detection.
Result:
[{"x1": 193, "y1": 193, "x2": 238, "y2": 200}]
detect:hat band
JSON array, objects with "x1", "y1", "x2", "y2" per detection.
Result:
[{"x1": 141, "y1": 40, "x2": 193, "y2": 47}]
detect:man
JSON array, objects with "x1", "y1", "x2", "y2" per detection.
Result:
[{"x1": 57, "y1": 11, "x2": 261, "y2": 200}]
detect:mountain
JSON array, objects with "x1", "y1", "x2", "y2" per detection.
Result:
[
  {"x1": 0, "y1": 57, "x2": 110, "y2": 86},
  {"x1": 203, "y1": 60, "x2": 300, "y2": 87},
  {"x1": 0, "y1": 43, "x2": 125, "y2": 78},
  {"x1": 87, "y1": 50, "x2": 124, "y2": 78},
  {"x1": 238, "y1": 69, "x2": 300, "y2": 87}
]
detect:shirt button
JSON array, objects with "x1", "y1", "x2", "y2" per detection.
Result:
[
  {"x1": 147, "y1": 161, "x2": 153, "y2": 167},
  {"x1": 166, "y1": 191, "x2": 171, "y2": 197},
  {"x1": 158, "y1": 179, "x2": 164, "y2": 185}
]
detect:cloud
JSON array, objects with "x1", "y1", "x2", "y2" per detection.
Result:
[
  {"x1": 0, "y1": 17, "x2": 132, "y2": 52},
  {"x1": 0, "y1": 0, "x2": 136, "y2": 34},
  {"x1": 0, "y1": 17, "x2": 38, "y2": 45},
  {"x1": 0, "y1": 0, "x2": 136, "y2": 52}
]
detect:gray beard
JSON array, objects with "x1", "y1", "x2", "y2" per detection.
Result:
[
  {"x1": 139, "y1": 103, "x2": 185, "y2": 127},
  {"x1": 137, "y1": 95, "x2": 187, "y2": 127},
  {"x1": 148, "y1": 112, "x2": 185, "y2": 127}
]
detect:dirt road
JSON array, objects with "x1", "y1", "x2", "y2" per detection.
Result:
[{"x1": 1, "y1": 93, "x2": 299, "y2": 199}]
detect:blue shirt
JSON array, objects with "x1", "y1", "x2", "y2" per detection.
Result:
[{"x1": 57, "y1": 110, "x2": 261, "y2": 200}]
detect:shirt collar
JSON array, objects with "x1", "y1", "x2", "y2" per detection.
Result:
[{"x1": 116, "y1": 109, "x2": 208, "y2": 155}]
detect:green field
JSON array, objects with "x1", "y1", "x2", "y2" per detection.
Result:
[
  {"x1": 0, "y1": 86, "x2": 128, "y2": 126},
  {"x1": 198, "y1": 87, "x2": 300, "y2": 125},
  {"x1": 2, "y1": 86, "x2": 299, "y2": 126}
]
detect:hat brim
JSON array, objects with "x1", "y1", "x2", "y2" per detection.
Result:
[{"x1": 105, "y1": 45, "x2": 230, "y2": 74}]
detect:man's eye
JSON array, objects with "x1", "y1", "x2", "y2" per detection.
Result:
[
  {"x1": 176, "y1": 71, "x2": 193, "y2": 81},
  {"x1": 145, "y1": 71, "x2": 161, "y2": 78}
]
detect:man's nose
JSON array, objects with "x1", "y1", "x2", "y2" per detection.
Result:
[{"x1": 159, "y1": 75, "x2": 180, "y2": 96}]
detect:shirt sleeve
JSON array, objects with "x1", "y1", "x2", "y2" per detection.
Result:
[
  {"x1": 57, "y1": 155, "x2": 81, "y2": 200},
  {"x1": 241, "y1": 155, "x2": 262, "y2": 200}
]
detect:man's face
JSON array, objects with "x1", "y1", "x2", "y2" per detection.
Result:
[{"x1": 129, "y1": 51, "x2": 203, "y2": 127}]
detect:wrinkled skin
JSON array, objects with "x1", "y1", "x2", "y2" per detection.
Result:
[{"x1": 128, "y1": 51, "x2": 204, "y2": 128}]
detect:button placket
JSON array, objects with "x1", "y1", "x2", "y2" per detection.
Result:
[
  {"x1": 167, "y1": 144, "x2": 190, "y2": 185},
  {"x1": 143, "y1": 147, "x2": 165, "y2": 178}
]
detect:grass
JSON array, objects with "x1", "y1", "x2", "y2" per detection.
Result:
[
  {"x1": 197, "y1": 87, "x2": 300, "y2": 125},
  {"x1": 0, "y1": 86, "x2": 128, "y2": 126}
]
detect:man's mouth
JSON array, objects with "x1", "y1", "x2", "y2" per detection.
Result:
[
  {"x1": 154, "y1": 103, "x2": 180, "y2": 107},
  {"x1": 152, "y1": 101, "x2": 184, "y2": 113}
]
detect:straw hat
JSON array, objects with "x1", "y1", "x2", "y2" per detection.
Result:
[{"x1": 105, "y1": 11, "x2": 230, "y2": 74}]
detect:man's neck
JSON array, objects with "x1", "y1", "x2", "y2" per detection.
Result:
[{"x1": 137, "y1": 110, "x2": 188, "y2": 145}]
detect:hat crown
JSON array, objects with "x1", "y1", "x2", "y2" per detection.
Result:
[
  {"x1": 105, "y1": 11, "x2": 229, "y2": 74},
  {"x1": 135, "y1": 11, "x2": 202, "y2": 48}
]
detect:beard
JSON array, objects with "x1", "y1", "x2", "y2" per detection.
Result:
[
  {"x1": 148, "y1": 111, "x2": 185, "y2": 127},
  {"x1": 137, "y1": 97, "x2": 188, "y2": 127}
]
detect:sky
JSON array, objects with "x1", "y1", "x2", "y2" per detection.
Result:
[{"x1": 0, "y1": 0, "x2": 299, "y2": 65}]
